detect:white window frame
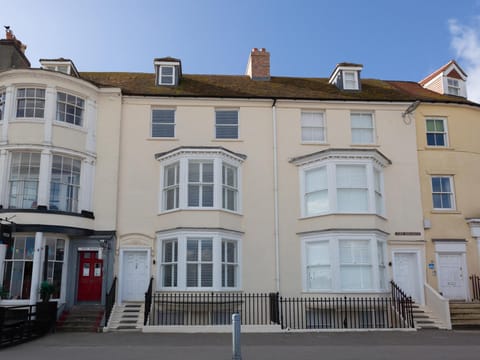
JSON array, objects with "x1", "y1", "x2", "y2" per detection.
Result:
[
  {"x1": 351, "y1": 112, "x2": 375, "y2": 145},
  {"x1": 446, "y1": 78, "x2": 460, "y2": 96},
  {"x1": 55, "y1": 91, "x2": 85, "y2": 127},
  {"x1": 187, "y1": 160, "x2": 214, "y2": 208},
  {"x1": 425, "y1": 118, "x2": 448, "y2": 147},
  {"x1": 298, "y1": 153, "x2": 387, "y2": 218},
  {"x1": 8, "y1": 152, "x2": 41, "y2": 209},
  {"x1": 159, "y1": 65, "x2": 175, "y2": 85},
  {"x1": 15, "y1": 88, "x2": 46, "y2": 119},
  {"x1": 301, "y1": 111, "x2": 326, "y2": 143},
  {"x1": 43, "y1": 236, "x2": 68, "y2": 300},
  {"x1": 215, "y1": 109, "x2": 239, "y2": 140},
  {"x1": 158, "y1": 148, "x2": 243, "y2": 213},
  {"x1": 431, "y1": 175, "x2": 455, "y2": 210},
  {"x1": 151, "y1": 108, "x2": 175, "y2": 138},
  {"x1": 49, "y1": 154, "x2": 81, "y2": 213},
  {"x1": 157, "y1": 230, "x2": 242, "y2": 291},
  {"x1": 343, "y1": 71, "x2": 359, "y2": 90},
  {"x1": 163, "y1": 162, "x2": 180, "y2": 210},
  {"x1": 302, "y1": 232, "x2": 387, "y2": 293}
]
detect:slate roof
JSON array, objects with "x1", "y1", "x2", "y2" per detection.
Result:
[{"x1": 78, "y1": 71, "x2": 479, "y2": 106}]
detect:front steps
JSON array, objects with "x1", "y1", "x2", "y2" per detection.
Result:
[
  {"x1": 450, "y1": 302, "x2": 480, "y2": 329},
  {"x1": 412, "y1": 304, "x2": 448, "y2": 330},
  {"x1": 56, "y1": 305, "x2": 104, "y2": 332},
  {"x1": 104, "y1": 302, "x2": 144, "y2": 332}
]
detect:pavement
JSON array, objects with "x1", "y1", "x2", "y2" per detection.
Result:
[{"x1": 2, "y1": 330, "x2": 480, "y2": 359}]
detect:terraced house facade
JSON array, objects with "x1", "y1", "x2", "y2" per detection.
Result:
[{"x1": 1, "y1": 29, "x2": 480, "y2": 331}]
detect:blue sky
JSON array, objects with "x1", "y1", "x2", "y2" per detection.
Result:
[{"x1": 3, "y1": 0, "x2": 480, "y2": 100}]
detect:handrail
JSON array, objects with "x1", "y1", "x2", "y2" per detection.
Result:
[
  {"x1": 104, "y1": 277, "x2": 117, "y2": 327},
  {"x1": 144, "y1": 277, "x2": 154, "y2": 326},
  {"x1": 390, "y1": 280, "x2": 414, "y2": 328},
  {"x1": 424, "y1": 283, "x2": 451, "y2": 329}
]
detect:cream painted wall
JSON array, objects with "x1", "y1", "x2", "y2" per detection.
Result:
[
  {"x1": 275, "y1": 101, "x2": 424, "y2": 295},
  {"x1": 116, "y1": 98, "x2": 277, "y2": 292},
  {"x1": 416, "y1": 103, "x2": 480, "y2": 292}
]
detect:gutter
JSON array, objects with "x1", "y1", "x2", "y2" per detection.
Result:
[{"x1": 272, "y1": 98, "x2": 280, "y2": 292}]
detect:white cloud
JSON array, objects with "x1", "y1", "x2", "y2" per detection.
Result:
[{"x1": 449, "y1": 18, "x2": 480, "y2": 102}]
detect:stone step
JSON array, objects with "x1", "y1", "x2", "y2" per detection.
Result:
[{"x1": 449, "y1": 303, "x2": 480, "y2": 309}]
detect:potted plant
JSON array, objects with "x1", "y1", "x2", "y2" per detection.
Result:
[
  {"x1": 36, "y1": 281, "x2": 58, "y2": 333},
  {"x1": 39, "y1": 281, "x2": 55, "y2": 303}
]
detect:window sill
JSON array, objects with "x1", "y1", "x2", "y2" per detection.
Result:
[
  {"x1": 147, "y1": 137, "x2": 179, "y2": 141},
  {"x1": 157, "y1": 288, "x2": 242, "y2": 292},
  {"x1": 10, "y1": 118, "x2": 45, "y2": 123},
  {"x1": 423, "y1": 146, "x2": 455, "y2": 151},
  {"x1": 158, "y1": 208, "x2": 243, "y2": 216},
  {"x1": 301, "y1": 142, "x2": 329, "y2": 146},
  {"x1": 211, "y1": 139, "x2": 243, "y2": 142},
  {"x1": 300, "y1": 212, "x2": 386, "y2": 220},
  {"x1": 350, "y1": 143, "x2": 380, "y2": 147},
  {"x1": 431, "y1": 210, "x2": 461, "y2": 214}
]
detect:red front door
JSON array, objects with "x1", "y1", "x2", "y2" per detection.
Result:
[{"x1": 77, "y1": 251, "x2": 103, "y2": 302}]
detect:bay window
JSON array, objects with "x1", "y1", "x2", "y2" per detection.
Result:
[
  {"x1": 8, "y1": 152, "x2": 40, "y2": 209},
  {"x1": 303, "y1": 232, "x2": 387, "y2": 292},
  {"x1": 16, "y1": 88, "x2": 45, "y2": 118},
  {"x1": 156, "y1": 147, "x2": 244, "y2": 212},
  {"x1": 158, "y1": 230, "x2": 241, "y2": 291},
  {"x1": 293, "y1": 149, "x2": 389, "y2": 217}
]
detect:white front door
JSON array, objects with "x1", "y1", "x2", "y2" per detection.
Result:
[
  {"x1": 437, "y1": 253, "x2": 467, "y2": 300},
  {"x1": 122, "y1": 250, "x2": 149, "y2": 301},
  {"x1": 393, "y1": 252, "x2": 422, "y2": 303}
]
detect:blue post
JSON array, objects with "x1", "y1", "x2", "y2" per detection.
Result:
[{"x1": 232, "y1": 313, "x2": 242, "y2": 360}]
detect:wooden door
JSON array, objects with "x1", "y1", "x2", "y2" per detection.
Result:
[{"x1": 77, "y1": 251, "x2": 103, "y2": 302}]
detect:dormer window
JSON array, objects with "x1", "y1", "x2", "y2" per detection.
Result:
[
  {"x1": 419, "y1": 60, "x2": 468, "y2": 98},
  {"x1": 446, "y1": 78, "x2": 460, "y2": 96},
  {"x1": 154, "y1": 58, "x2": 182, "y2": 86},
  {"x1": 39, "y1": 59, "x2": 79, "y2": 77},
  {"x1": 329, "y1": 63, "x2": 363, "y2": 91},
  {"x1": 160, "y1": 66, "x2": 175, "y2": 85},
  {"x1": 343, "y1": 71, "x2": 359, "y2": 90}
]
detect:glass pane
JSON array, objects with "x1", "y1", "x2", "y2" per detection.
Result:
[
  {"x1": 202, "y1": 185, "x2": 214, "y2": 207},
  {"x1": 337, "y1": 189, "x2": 368, "y2": 212},
  {"x1": 187, "y1": 240, "x2": 198, "y2": 261},
  {"x1": 307, "y1": 265, "x2": 331, "y2": 290},
  {"x1": 227, "y1": 265, "x2": 236, "y2": 287},
  {"x1": 201, "y1": 264, "x2": 213, "y2": 287},
  {"x1": 201, "y1": 239, "x2": 212, "y2": 261},
  {"x1": 216, "y1": 111, "x2": 238, "y2": 125},
  {"x1": 14, "y1": 238, "x2": 25, "y2": 259},
  {"x1": 165, "y1": 189, "x2": 176, "y2": 209},
  {"x1": 301, "y1": 112, "x2": 323, "y2": 127},
  {"x1": 307, "y1": 242, "x2": 330, "y2": 265},
  {"x1": 186, "y1": 264, "x2": 198, "y2": 287},
  {"x1": 432, "y1": 177, "x2": 441, "y2": 192},
  {"x1": 351, "y1": 113, "x2": 373, "y2": 128},
  {"x1": 337, "y1": 165, "x2": 367, "y2": 187},
  {"x1": 188, "y1": 163, "x2": 200, "y2": 182},
  {"x1": 306, "y1": 190, "x2": 329, "y2": 214},
  {"x1": 306, "y1": 167, "x2": 327, "y2": 192},
  {"x1": 56, "y1": 239, "x2": 65, "y2": 261},
  {"x1": 202, "y1": 163, "x2": 214, "y2": 183},
  {"x1": 45, "y1": 238, "x2": 55, "y2": 260},
  {"x1": 188, "y1": 185, "x2": 199, "y2": 206},
  {"x1": 441, "y1": 194, "x2": 452, "y2": 208},
  {"x1": 11, "y1": 262, "x2": 23, "y2": 299},
  {"x1": 426, "y1": 119, "x2": 435, "y2": 132},
  {"x1": 340, "y1": 266, "x2": 372, "y2": 290},
  {"x1": 25, "y1": 237, "x2": 35, "y2": 260},
  {"x1": 164, "y1": 242, "x2": 173, "y2": 262},
  {"x1": 434, "y1": 134, "x2": 445, "y2": 146},
  {"x1": 434, "y1": 119, "x2": 444, "y2": 131},
  {"x1": 227, "y1": 242, "x2": 236, "y2": 263},
  {"x1": 441, "y1": 177, "x2": 451, "y2": 192}
]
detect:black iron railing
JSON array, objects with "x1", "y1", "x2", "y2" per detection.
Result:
[
  {"x1": 149, "y1": 292, "x2": 271, "y2": 326},
  {"x1": 146, "y1": 291, "x2": 414, "y2": 329},
  {"x1": 276, "y1": 295, "x2": 413, "y2": 329},
  {"x1": 471, "y1": 275, "x2": 480, "y2": 301},
  {"x1": 144, "y1": 277, "x2": 154, "y2": 326},
  {"x1": 104, "y1": 277, "x2": 117, "y2": 327},
  {"x1": 0, "y1": 303, "x2": 56, "y2": 348},
  {"x1": 390, "y1": 280, "x2": 414, "y2": 328}
]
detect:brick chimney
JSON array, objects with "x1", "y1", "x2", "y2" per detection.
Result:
[
  {"x1": 0, "y1": 26, "x2": 30, "y2": 70},
  {"x1": 246, "y1": 48, "x2": 270, "y2": 80}
]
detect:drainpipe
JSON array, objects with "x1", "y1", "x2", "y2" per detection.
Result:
[{"x1": 272, "y1": 99, "x2": 280, "y2": 293}]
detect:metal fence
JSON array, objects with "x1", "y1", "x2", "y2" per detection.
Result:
[
  {"x1": 146, "y1": 290, "x2": 414, "y2": 329},
  {"x1": 471, "y1": 275, "x2": 480, "y2": 301},
  {"x1": 0, "y1": 303, "x2": 56, "y2": 348}
]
